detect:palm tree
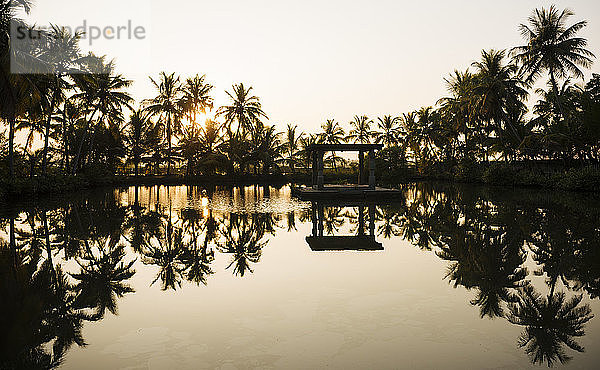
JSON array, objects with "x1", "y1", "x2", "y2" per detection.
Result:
[
  {"x1": 284, "y1": 123, "x2": 303, "y2": 173},
  {"x1": 144, "y1": 72, "x2": 182, "y2": 175},
  {"x1": 507, "y1": 285, "x2": 593, "y2": 366},
  {"x1": 375, "y1": 115, "x2": 401, "y2": 148},
  {"x1": 1, "y1": 0, "x2": 41, "y2": 182},
  {"x1": 320, "y1": 119, "x2": 345, "y2": 170},
  {"x1": 55, "y1": 98, "x2": 83, "y2": 172},
  {"x1": 347, "y1": 115, "x2": 374, "y2": 181},
  {"x1": 298, "y1": 133, "x2": 320, "y2": 170},
  {"x1": 472, "y1": 49, "x2": 528, "y2": 159},
  {"x1": 438, "y1": 69, "x2": 479, "y2": 158},
  {"x1": 197, "y1": 119, "x2": 225, "y2": 174},
  {"x1": 320, "y1": 119, "x2": 345, "y2": 144},
  {"x1": 511, "y1": 6, "x2": 594, "y2": 119},
  {"x1": 179, "y1": 74, "x2": 213, "y2": 125},
  {"x1": 347, "y1": 115, "x2": 374, "y2": 144},
  {"x1": 124, "y1": 110, "x2": 160, "y2": 177},
  {"x1": 218, "y1": 83, "x2": 267, "y2": 139},
  {"x1": 248, "y1": 122, "x2": 282, "y2": 175},
  {"x1": 71, "y1": 59, "x2": 132, "y2": 174},
  {"x1": 38, "y1": 26, "x2": 82, "y2": 175},
  {"x1": 177, "y1": 125, "x2": 201, "y2": 176}
]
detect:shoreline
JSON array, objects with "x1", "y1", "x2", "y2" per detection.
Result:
[{"x1": 2, "y1": 163, "x2": 600, "y2": 206}]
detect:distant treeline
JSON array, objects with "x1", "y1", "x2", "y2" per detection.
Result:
[{"x1": 1, "y1": 2, "x2": 599, "y2": 192}]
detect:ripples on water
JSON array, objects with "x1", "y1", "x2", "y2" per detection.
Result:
[{"x1": 1, "y1": 183, "x2": 599, "y2": 369}]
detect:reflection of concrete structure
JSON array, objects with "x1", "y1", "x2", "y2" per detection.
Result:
[
  {"x1": 306, "y1": 201, "x2": 383, "y2": 251},
  {"x1": 291, "y1": 143, "x2": 402, "y2": 201}
]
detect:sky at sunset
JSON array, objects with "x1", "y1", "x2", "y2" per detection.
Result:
[{"x1": 21, "y1": 0, "x2": 600, "y2": 133}]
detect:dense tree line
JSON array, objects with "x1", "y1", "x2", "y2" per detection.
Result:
[{"x1": 1, "y1": 2, "x2": 599, "y2": 189}]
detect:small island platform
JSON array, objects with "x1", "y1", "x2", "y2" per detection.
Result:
[
  {"x1": 306, "y1": 235, "x2": 383, "y2": 251},
  {"x1": 291, "y1": 143, "x2": 402, "y2": 201},
  {"x1": 291, "y1": 185, "x2": 402, "y2": 201}
]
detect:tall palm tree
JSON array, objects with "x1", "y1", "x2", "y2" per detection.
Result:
[
  {"x1": 347, "y1": 115, "x2": 374, "y2": 144},
  {"x1": 179, "y1": 74, "x2": 213, "y2": 125},
  {"x1": 284, "y1": 123, "x2": 303, "y2": 173},
  {"x1": 71, "y1": 59, "x2": 132, "y2": 174},
  {"x1": 375, "y1": 115, "x2": 401, "y2": 148},
  {"x1": 472, "y1": 49, "x2": 528, "y2": 153},
  {"x1": 144, "y1": 72, "x2": 182, "y2": 175},
  {"x1": 1, "y1": 0, "x2": 40, "y2": 182},
  {"x1": 218, "y1": 83, "x2": 267, "y2": 139},
  {"x1": 438, "y1": 69, "x2": 479, "y2": 158},
  {"x1": 124, "y1": 110, "x2": 160, "y2": 177},
  {"x1": 320, "y1": 119, "x2": 345, "y2": 144},
  {"x1": 511, "y1": 6, "x2": 594, "y2": 118},
  {"x1": 298, "y1": 133, "x2": 320, "y2": 170},
  {"x1": 197, "y1": 119, "x2": 225, "y2": 174},
  {"x1": 177, "y1": 125, "x2": 201, "y2": 176},
  {"x1": 38, "y1": 25, "x2": 82, "y2": 175},
  {"x1": 320, "y1": 119, "x2": 345, "y2": 169}
]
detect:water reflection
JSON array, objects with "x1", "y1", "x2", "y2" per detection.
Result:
[
  {"x1": 307, "y1": 201, "x2": 384, "y2": 251},
  {"x1": 1, "y1": 183, "x2": 599, "y2": 368}
]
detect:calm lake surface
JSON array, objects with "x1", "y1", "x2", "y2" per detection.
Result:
[{"x1": 1, "y1": 183, "x2": 599, "y2": 369}]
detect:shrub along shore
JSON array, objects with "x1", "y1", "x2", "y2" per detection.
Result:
[{"x1": 3, "y1": 162, "x2": 600, "y2": 202}]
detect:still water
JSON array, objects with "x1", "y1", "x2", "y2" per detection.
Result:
[{"x1": 1, "y1": 183, "x2": 599, "y2": 369}]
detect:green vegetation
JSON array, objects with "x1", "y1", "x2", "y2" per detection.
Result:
[{"x1": 1, "y1": 2, "x2": 599, "y2": 197}]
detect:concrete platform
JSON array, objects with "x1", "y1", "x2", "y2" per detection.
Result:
[
  {"x1": 306, "y1": 235, "x2": 383, "y2": 251},
  {"x1": 291, "y1": 185, "x2": 402, "y2": 201}
]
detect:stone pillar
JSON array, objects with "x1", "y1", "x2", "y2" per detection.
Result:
[
  {"x1": 358, "y1": 150, "x2": 364, "y2": 185},
  {"x1": 368, "y1": 149, "x2": 376, "y2": 189},
  {"x1": 311, "y1": 202, "x2": 317, "y2": 236},
  {"x1": 358, "y1": 205, "x2": 365, "y2": 235},
  {"x1": 311, "y1": 150, "x2": 317, "y2": 189},
  {"x1": 368, "y1": 205, "x2": 375, "y2": 236},
  {"x1": 317, "y1": 203, "x2": 324, "y2": 236},
  {"x1": 317, "y1": 151, "x2": 324, "y2": 190}
]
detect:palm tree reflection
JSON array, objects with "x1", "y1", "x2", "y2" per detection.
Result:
[
  {"x1": 142, "y1": 206, "x2": 186, "y2": 290},
  {"x1": 507, "y1": 285, "x2": 593, "y2": 367},
  {"x1": 179, "y1": 207, "x2": 215, "y2": 286},
  {"x1": 70, "y1": 244, "x2": 136, "y2": 318},
  {"x1": 217, "y1": 212, "x2": 267, "y2": 277},
  {"x1": 1, "y1": 183, "x2": 600, "y2": 367}
]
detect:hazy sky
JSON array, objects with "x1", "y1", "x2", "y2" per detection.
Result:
[{"x1": 22, "y1": 0, "x2": 600, "y2": 133}]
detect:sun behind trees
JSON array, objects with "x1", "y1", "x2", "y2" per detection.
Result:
[{"x1": 1, "y1": 1, "x2": 599, "y2": 196}]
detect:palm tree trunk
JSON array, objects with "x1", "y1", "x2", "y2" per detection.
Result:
[
  {"x1": 8, "y1": 116, "x2": 15, "y2": 182},
  {"x1": 550, "y1": 69, "x2": 567, "y2": 121},
  {"x1": 62, "y1": 108, "x2": 69, "y2": 173},
  {"x1": 42, "y1": 211, "x2": 57, "y2": 284},
  {"x1": 41, "y1": 96, "x2": 56, "y2": 175},
  {"x1": 72, "y1": 106, "x2": 99, "y2": 175},
  {"x1": 86, "y1": 112, "x2": 105, "y2": 167},
  {"x1": 167, "y1": 113, "x2": 172, "y2": 175}
]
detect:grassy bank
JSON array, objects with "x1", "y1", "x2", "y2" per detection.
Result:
[
  {"x1": 0, "y1": 173, "x2": 290, "y2": 201},
  {"x1": 3, "y1": 162, "x2": 600, "y2": 202},
  {"x1": 376, "y1": 161, "x2": 600, "y2": 192}
]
